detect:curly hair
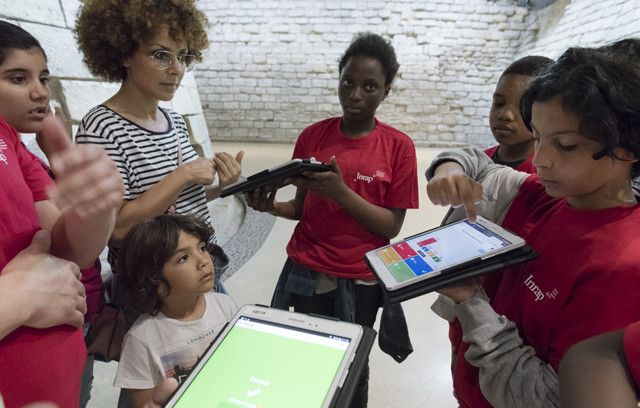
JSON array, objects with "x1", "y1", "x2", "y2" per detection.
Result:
[
  {"x1": 118, "y1": 214, "x2": 215, "y2": 316},
  {"x1": 520, "y1": 46, "x2": 640, "y2": 177},
  {"x1": 74, "y1": 0, "x2": 209, "y2": 82},
  {"x1": 339, "y1": 32, "x2": 399, "y2": 86}
]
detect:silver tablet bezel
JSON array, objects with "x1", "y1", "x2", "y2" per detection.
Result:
[
  {"x1": 365, "y1": 216, "x2": 526, "y2": 291},
  {"x1": 164, "y1": 304, "x2": 363, "y2": 408}
]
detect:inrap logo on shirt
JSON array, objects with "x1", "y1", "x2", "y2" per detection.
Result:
[
  {"x1": 523, "y1": 274, "x2": 559, "y2": 302},
  {"x1": 354, "y1": 170, "x2": 385, "y2": 184}
]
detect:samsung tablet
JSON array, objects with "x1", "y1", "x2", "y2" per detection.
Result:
[
  {"x1": 164, "y1": 305, "x2": 363, "y2": 408},
  {"x1": 365, "y1": 216, "x2": 526, "y2": 292},
  {"x1": 220, "y1": 158, "x2": 331, "y2": 198}
]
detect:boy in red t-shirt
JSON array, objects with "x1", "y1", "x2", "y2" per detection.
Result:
[
  {"x1": 485, "y1": 55, "x2": 553, "y2": 173},
  {"x1": 426, "y1": 46, "x2": 640, "y2": 407}
]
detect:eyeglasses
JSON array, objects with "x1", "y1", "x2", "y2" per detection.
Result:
[{"x1": 141, "y1": 49, "x2": 197, "y2": 72}]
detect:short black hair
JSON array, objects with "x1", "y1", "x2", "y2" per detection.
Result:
[
  {"x1": 600, "y1": 38, "x2": 640, "y2": 64},
  {"x1": 521, "y1": 46, "x2": 640, "y2": 177},
  {"x1": 118, "y1": 214, "x2": 215, "y2": 315},
  {"x1": 338, "y1": 32, "x2": 399, "y2": 86},
  {"x1": 0, "y1": 20, "x2": 47, "y2": 66},
  {"x1": 501, "y1": 55, "x2": 554, "y2": 78}
]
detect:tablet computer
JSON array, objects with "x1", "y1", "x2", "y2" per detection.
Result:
[
  {"x1": 365, "y1": 216, "x2": 526, "y2": 292},
  {"x1": 164, "y1": 305, "x2": 364, "y2": 408},
  {"x1": 220, "y1": 158, "x2": 331, "y2": 198}
]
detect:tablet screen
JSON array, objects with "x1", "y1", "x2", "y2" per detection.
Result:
[
  {"x1": 376, "y1": 220, "x2": 516, "y2": 284},
  {"x1": 171, "y1": 315, "x2": 354, "y2": 407}
]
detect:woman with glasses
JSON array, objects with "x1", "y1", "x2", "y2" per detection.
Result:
[{"x1": 74, "y1": 1, "x2": 242, "y2": 406}]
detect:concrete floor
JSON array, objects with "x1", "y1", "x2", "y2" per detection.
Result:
[{"x1": 89, "y1": 142, "x2": 457, "y2": 408}]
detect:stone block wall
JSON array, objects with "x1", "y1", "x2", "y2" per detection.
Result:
[
  {"x1": 197, "y1": 0, "x2": 533, "y2": 147},
  {"x1": 518, "y1": 0, "x2": 640, "y2": 59},
  {"x1": 196, "y1": 0, "x2": 640, "y2": 147},
  {"x1": 3, "y1": 1, "x2": 640, "y2": 149}
]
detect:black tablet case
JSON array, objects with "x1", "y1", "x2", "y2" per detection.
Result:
[
  {"x1": 329, "y1": 325, "x2": 377, "y2": 408},
  {"x1": 220, "y1": 159, "x2": 331, "y2": 197},
  {"x1": 367, "y1": 245, "x2": 538, "y2": 304}
]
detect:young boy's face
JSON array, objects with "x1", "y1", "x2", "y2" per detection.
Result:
[
  {"x1": 531, "y1": 96, "x2": 633, "y2": 210},
  {"x1": 0, "y1": 48, "x2": 50, "y2": 133},
  {"x1": 489, "y1": 74, "x2": 533, "y2": 148},
  {"x1": 161, "y1": 231, "x2": 215, "y2": 297}
]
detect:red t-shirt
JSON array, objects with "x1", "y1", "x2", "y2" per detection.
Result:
[
  {"x1": 0, "y1": 117, "x2": 86, "y2": 408},
  {"x1": 623, "y1": 321, "x2": 640, "y2": 389},
  {"x1": 286, "y1": 117, "x2": 419, "y2": 280},
  {"x1": 450, "y1": 176, "x2": 640, "y2": 407},
  {"x1": 484, "y1": 145, "x2": 536, "y2": 174}
]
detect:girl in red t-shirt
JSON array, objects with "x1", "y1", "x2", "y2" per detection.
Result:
[
  {"x1": 0, "y1": 21, "x2": 123, "y2": 408},
  {"x1": 246, "y1": 33, "x2": 419, "y2": 408}
]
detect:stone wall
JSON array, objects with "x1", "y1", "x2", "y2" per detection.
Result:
[
  {"x1": 197, "y1": 0, "x2": 533, "y2": 147},
  {"x1": 0, "y1": 0, "x2": 213, "y2": 157},
  {"x1": 3, "y1": 1, "x2": 640, "y2": 149},
  {"x1": 518, "y1": 0, "x2": 640, "y2": 59},
  {"x1": 196, "y1": 0, "x2": 640, "y2": 147}
]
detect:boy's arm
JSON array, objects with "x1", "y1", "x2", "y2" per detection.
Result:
[
  {"x1": 560, "y1": 330, "x2": 638, "y2": 408},
  {"x1": 426, "y1": 147, "x2": 528, "y2": 224},
  {"x1": 128, "y1": 389, "x2": 156, "y2": 408},
  {"x1": 144, "y1": 379, "x2": 179, "y2": 408},
  {"x1": 452, "y1": 293, "x2": 561, "y2": 407}
]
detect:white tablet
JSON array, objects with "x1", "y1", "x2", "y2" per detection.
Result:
[
  {"x1": 365, "y1": 216, "x2": 526, "y2": 291},
  {"x1": 164, "y1": 305, "x2": 363, "y2": 408}
]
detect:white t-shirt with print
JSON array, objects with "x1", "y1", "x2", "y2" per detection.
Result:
[{"x1": 115, "y1": 292, "x2": 237, "y2": 389}]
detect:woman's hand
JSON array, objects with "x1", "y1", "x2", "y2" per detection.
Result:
[
  {"x1": 179, "y1": 158, "x2": 216, "y2": 185},
  {"x1": 426, "y1": 161, "x2": 483, "y2": 221},
  {"x1": 214, "y1": 151, "x2": 244, "y2": 188}
]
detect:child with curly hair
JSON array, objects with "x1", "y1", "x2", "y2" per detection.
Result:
[
  {"x1": 115, "y1": 214, "x2": 237, "y2": 408},
  {"x1": 426, "y1": 46, "x2": 640, "y2": 407}
]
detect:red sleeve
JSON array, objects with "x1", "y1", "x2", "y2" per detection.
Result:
[
  {"x1": 623, "y1": 321, "x2": 640, "y2": 388},
  {"x1": 384, "y1": 136, "x2": 419, "y2": 209},
  {"x1": 0, "y1": 119, "x2": 53, "y2": 202}
]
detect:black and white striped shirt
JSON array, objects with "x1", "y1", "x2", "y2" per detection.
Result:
[{"x1": 76, "y1": 105, "x2": 212, "y2": 226}]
